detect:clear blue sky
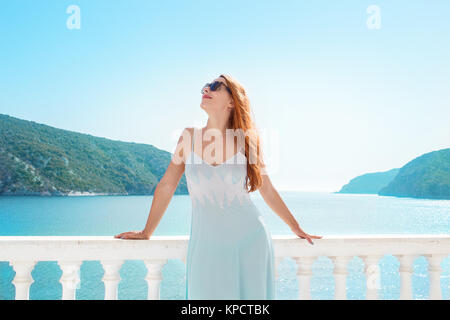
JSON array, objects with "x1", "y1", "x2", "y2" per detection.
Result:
[{"x1": 1, "y1": 0, "x2": 449, "y2": 192}]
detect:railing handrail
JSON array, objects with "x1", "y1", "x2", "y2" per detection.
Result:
[
  {"x1": 1, "y1": 235, "x2": 449, "y2": 300},
  {"x1": 1, "y1": 234, "x2": 449, "y2": 240},
  {"x1": 0, "y1": 235, "x2": 449, "y2": 261}
]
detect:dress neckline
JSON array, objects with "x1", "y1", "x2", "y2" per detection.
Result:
[
  {"x1": 190, "y1": 127, "x2": 246, "y2": 168},
  {"x1": 191, "y1": 150, "x2": 245, "y2": 169}
]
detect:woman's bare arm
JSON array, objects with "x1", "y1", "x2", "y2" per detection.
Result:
[
  {"x1": 258, "y1": 163, "x2": 322, "y2": 245},
  {"x1": 115, "y1": 128, "x2": 192, "y2": 240}
]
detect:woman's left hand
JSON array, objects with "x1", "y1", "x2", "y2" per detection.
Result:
[
  {"x1": 291, "y1": 226, "x2": 322, "y2": 245},
  {"x1": 114, "y1": 230, "x2": 150, "y2": 240}
]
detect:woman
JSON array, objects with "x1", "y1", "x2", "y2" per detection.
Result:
[{"x1": 115, "y1": 74, "x2": 322, "y2": 299}]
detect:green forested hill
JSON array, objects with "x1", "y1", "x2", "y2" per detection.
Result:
[
  {"x1": 337, "y1": 168, "x2": 400, "y2": 194},
  {"x1": 0, "y1": 114, "x2": 187, "y2": 196},
  {"x1": 378, "y1": 148, "x2": 450, "y2": 200}
]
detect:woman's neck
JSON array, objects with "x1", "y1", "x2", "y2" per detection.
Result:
[{"x1": 204, "y1": 117, "x2": 230, "y2": 135}]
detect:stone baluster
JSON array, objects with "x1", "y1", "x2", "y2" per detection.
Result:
[
  {"x1": 100, "y1": 260, "x2": 124, "y2": 300},
  {"x1": 274, "y1": 257, "x2": 283, "y2": 295},
  {"x1": 394, "y1": 254, "x2": 415, "y2": 300},
  {"x1": 10, "y1": 260, "x2": 37, "y2": 300},
  {"x1": 362, "y1": 255, "x2": 383, "y2": 300},
  {"x1": 294, "y1": 256, "x2": 315, "y2": 300},
  {"x1": 58, "y1": 260, "x2": 82, "y2": 300},
  {"x1": 330, "y1": 256, "x2": 351, "y2": 300},
  {"x1": 144, "y1": 258, "x2": 167, "y2": 300},
  {"x1": 181, "y1": 256, "x2": 186, "y2": 277},
  {"x1": 275, "y1": 257, "x2": 283, "y2": 280},
  {"x1": 425, "y1": 254, "x2": 445, "y2": 300}
]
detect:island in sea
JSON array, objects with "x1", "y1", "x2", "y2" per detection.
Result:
[
  {"x1": 0, "y1": 113, "x2": 188, "y2": 196},
  {"x1": 337, "y1": 168, "x2": 400, "y2": 195},
  {"x1": 337, "y1": 148, "x2": 450, "y2": 200}
]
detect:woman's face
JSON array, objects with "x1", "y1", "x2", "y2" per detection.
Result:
[{"x1": 200, "y1": 77, "x2": 233, "y2": 114}]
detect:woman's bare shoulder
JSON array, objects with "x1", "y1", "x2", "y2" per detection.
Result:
[
  {"x1": 185, "y1": 127, "x2": 195, "y2": 135},
  {"x1": 172, "y1": 127, "x2": 195, "y2": 165},
  {"x1": 178, "y1": 127, "x2": 195, "y2": 140}
]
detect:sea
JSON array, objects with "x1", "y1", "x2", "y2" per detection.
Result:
[{"x1": 0, "y1": 191, "x2": 449, "y2": 300}]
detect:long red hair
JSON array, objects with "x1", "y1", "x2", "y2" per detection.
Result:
[{"x1": 219, "y1": 74, "x2": 265, "y2": 193}]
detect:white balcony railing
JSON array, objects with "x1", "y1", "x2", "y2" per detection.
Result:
[{"x1": 0, "y1": 235, "x2": 449, "y2": 300}]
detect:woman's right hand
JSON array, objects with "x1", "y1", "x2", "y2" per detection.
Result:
[
  {"x1": 114, "y1": 230, "x2": 150, "y2": 240},
  {"x1": 291, "y1": 226, "x2": 322, "y2": 245}
]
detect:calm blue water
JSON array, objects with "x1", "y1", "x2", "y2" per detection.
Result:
[{"x1": 0, "y1": 192, "x2": 449, "y2": 300}]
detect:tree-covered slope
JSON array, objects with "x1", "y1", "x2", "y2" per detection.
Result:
[
  {"x1": 337, "y1": 168, "x2": 400, "y2": 194},
  {"x1": 0, "y1": 114, "x2": 187, "y2": 195},
  {"x1": 378, "y1": 148, "x2": 450, "y2": 200}
]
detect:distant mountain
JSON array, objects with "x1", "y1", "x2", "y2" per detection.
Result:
[
  {"x1": 337, "y1": 168, "x2": 400, "y2": 194},
  {"x1": 0, "y1": 114, "x2": 188, "y2": 196},
  {"x1": 379, "y1": 148, "x2": 450, "y2": 200}
]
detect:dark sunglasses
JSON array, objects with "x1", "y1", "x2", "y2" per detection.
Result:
[{"x1": 201, "y1": 81, "x2": 232, "y2": 95}]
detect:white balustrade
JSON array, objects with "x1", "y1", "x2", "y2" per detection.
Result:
[
  {"x1": 9, "y1": 260, "x2": 37, "y2": 300},
  {"x1": 0, "y1": 235, "x2": 449, "y2": 300},
  {"x1": 100, "y1": 260, "x2": 124, "y2": 300},
  {"x1": 426, "y1": 254, "x2": 446, "y2": 300},
  {"x1": 330, "y1": 256, "x2": 351, "y2": 300},
  {"x1": 144, "y1": 258, "x2": 167, "y2": 300},
  {"x1": 274, "y1": 257, "x2": 283, "y2": 280},
  {"x1": 362, "y1": 254, "x2": 383, "y2": 300},
  {"x1": 58, "y1": 260, "x2": 82, "y2": 300},
  {"x1": 395, "y1": 254, "x2": 416, "y2": 300},
  {"x1": 294, "y1": 256, "x2": 315, "y2": 300}
]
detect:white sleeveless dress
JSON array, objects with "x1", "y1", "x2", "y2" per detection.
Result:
[{"x1": 184, "y1": 127, "x2": 276, "y2": 300}]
